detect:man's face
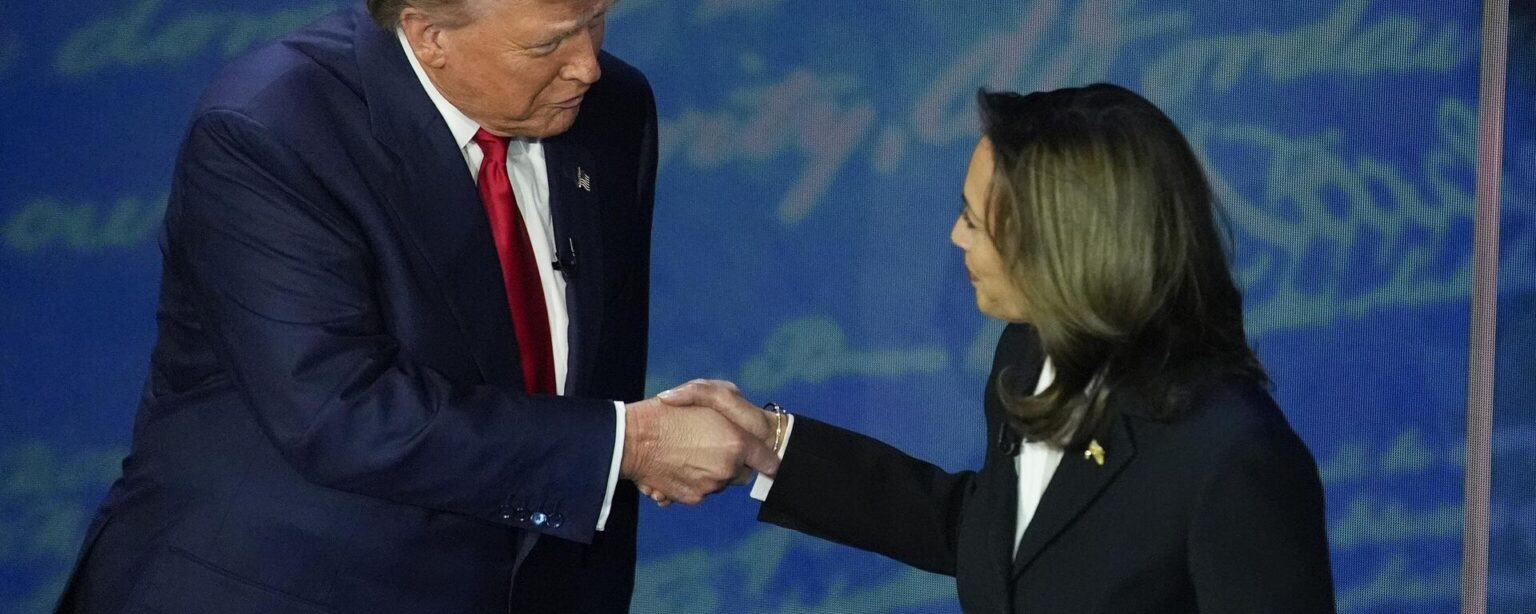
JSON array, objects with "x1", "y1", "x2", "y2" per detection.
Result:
[{"x1": 407, "y1": 0, "x2": 612, "y2": 138}]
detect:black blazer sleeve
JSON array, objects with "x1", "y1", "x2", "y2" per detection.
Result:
[
  {"x1": 757, "y1": 416, "x2": 977, "y2": 576},
  {"x1": 756, "y1": 324, "x2": 1041, "y2": 576},
  {"x1": 1186, "y1": 389, "x2": 1336, "y2": 612}
]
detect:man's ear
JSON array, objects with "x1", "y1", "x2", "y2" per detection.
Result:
[{"x1": 399, "y1": 8, "x2": 449, "y2": 69}]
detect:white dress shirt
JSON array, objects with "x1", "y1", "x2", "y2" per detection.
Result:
[
  {"x1": 751, "y1": 359, "x2": 1062, "y2": 558},
  {"x1": 398, "y1": 31, "x2": 625, "y2": 531}
]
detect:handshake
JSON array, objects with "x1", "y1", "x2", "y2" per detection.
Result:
[{"x1": 617, "y1": 380, "x2": 780, "y2": 506}]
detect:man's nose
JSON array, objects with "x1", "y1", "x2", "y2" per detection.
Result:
[{"x1": 560, "y1": 28, "x2": 602, "y2": 85}]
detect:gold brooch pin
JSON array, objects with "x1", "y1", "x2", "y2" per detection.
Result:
[{"x1": 1083, "y1": 439, "x2": 1105, "y2": 466}]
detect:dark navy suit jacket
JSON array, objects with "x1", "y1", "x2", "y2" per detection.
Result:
[
  {"x1": 760, "y1": 324, "x2": 1336, "y2": 613},
  {"x1": 59, "y1": 6, "x2": 655, "y2": 612}
]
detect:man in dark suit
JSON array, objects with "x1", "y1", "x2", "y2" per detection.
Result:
[{"x1": 57, "y1": 1, "x2": 775, "y2": 612}]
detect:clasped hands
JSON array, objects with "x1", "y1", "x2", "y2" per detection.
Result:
[{"x1": 618, "y1": 380, "x2": 777, "y2": 506}]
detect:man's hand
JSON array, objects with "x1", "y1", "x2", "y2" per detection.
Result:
[
  {"x1": 657, "y1": 379, "x2": 775, "y2": 444},
  {"x1": 637, "y1": 380, "x2": 779, "y2": 506},
  {"x1": 620, "y1": 396, "x2": 778, "y2": 506}
]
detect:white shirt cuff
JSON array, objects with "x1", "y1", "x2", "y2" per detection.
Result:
[
  {"x1": 596, "y1": 400, "x2": 625, "y2": 531},
  {"x1": 749, "y1": 413, "x2": 795, "y2": 501}
]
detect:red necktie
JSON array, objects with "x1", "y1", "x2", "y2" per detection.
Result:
[{"x1": 473, "y1": 129, "x2": 557, "y2": 394}]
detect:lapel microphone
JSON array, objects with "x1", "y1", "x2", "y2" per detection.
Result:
[
  {"x1": 551, "y1": 237, "x2": 578, "y2": 281},
  {"x1": 996, "y1": 416, "x2": 1021, "y2": 456}
]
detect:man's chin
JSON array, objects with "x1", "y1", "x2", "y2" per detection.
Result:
[{"x1": 499, "y1": 108, "x2": 582, "y2": 139}]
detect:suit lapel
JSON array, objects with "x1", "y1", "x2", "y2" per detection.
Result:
[
  {"x1": 353, "y1": 15, "x2": 522, "y2": 387},
  {"x1": 1011, "y1": 397, "x2": 1139, "y2": 578},
  {"x1": 985, "y1": 353, "x2": 1044, "y2": 584},
  {"x1": 972, "y1": 329, "x2": 1043, "y2": 602},
  {"x1": 542, "y1": 136, "x2": 605, "y2": 396}
]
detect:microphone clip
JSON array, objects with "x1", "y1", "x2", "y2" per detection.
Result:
[
  {"x1": 551, "y1": 237, "x2": 578, "y2": 280},
  {"x1": 995, "y1": 419, "x2": 1021, "y2": 456}
]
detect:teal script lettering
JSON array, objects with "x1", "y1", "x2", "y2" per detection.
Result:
[
  {"x1": 2, "y1": 196, "x2": 165, "y2": 253},
  {"x1": 54, "y1": 0, "x2": 337, "y2": 77},
  {"x1": 1141, "y1": 0, "x2": 1474, "y2": 104}
]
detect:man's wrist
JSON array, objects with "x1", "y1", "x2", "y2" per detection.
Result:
[
  {"x1": 596, "y1": 401, "x2": 626, "y2": 531},
  {"x1": 619, "y1": 400, "x2": 652, "y2": 480}
]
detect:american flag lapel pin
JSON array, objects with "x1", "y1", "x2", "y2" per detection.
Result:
[{"x1": 576, "y1": 167, "x2": 591, "y2": 192}]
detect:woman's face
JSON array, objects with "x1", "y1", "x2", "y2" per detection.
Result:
[{"x1": 952, "y1": 138, "x2": 1029, "y2": 322}]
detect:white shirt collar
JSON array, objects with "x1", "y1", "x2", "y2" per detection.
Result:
[{"x1": 396, "y1": 29, "x2": 482, "y2": 152}]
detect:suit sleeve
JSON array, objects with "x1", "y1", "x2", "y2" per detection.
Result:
[
  {"x1": 166, "y1": 108, "x2": 615, "y2": 544},
  {"x1": 1187, "y1": 410, "x2": 1337, "y2": 613},
  {"x1": 757, "y1": 416, "x2": 976, "y2": 576}
]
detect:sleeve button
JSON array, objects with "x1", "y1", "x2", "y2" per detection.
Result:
[
  {"x1": 548, "y1": 513, "x2": 564, "y2": 528},
  {"x1": 531, "y1": 512, "x2": 548, "y2": 526}
]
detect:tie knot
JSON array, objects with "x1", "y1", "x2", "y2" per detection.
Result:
[{"x1": 473, "y1": 128, "x2": 509, "y2": 158}]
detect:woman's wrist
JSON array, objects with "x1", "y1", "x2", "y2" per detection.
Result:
[{"x1": 763, "y1": 402, "x2": 789, "y2": 452}]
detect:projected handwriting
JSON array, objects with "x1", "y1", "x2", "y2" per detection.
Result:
[
  {"x1": 53, "y1": 0, "x2": 338, "y2": 77},
  {"x1": 1189, "y1": 98, "x2": 1478, "y2": 335},
  {"x1": 915, "y1": 0, "x2": 1188, "y2": 146},
  {"x1": 1141, "y1": 0, "x2": 1474, "y2": 105},
  {"x1": 660, "y1": 0, "x2": 1474, "y2": 236},
  {"x1": 1330, "y1": 497, "x2": 1461, "y2": 548},
  {"x1": 1317, "y1": 428, "x2": 1462, "y2": 485},
  {"x1": 2, "y1": 195, "x2": 165, "y2": 253},
  {"x1": 738, "y1": 316, "x2": 949, "y2": 393},
  {"x1": 1335, "y1": 554, "x2": 1458, "y2": 612},
  {"x1": 0, "y1": 443, "x2": 126, "y2": 612},
  {"x1": 1312, "y1": 426, "x2": 1466, "y2": 611},
  {"x1": 658, "y1": 70, "x2": 877, "y2": 225}
]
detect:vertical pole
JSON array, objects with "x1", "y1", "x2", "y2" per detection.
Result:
[{"x1": 1462, "y1": 0, "x2": 1508, "y2": 612}]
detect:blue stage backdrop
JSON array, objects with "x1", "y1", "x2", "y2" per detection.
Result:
[{"x1": 1, "y1": 1, "x2": 1529, "y2": 612}]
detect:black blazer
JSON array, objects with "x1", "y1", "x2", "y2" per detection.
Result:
[
  {"x1": 760, "y1": 324, "x2": 1335, "y2": 613},
  {"x1": 58, "y1": 7, "x2": 654, "y2": 613}
]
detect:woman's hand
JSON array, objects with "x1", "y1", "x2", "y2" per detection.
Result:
[{"x1": 640, "y1": 379, "x2": 777, "y2": 506}]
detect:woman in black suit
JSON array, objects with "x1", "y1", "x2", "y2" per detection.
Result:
[{"x1": 655, "y1": 83, "x2": 1335, "y2": 613}]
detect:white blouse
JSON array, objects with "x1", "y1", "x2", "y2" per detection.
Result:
[{"x1": 1013, "y1": 358, "x2": 1062, "y2": 555}]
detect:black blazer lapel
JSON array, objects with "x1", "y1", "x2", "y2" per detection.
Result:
[
  {"x1": 1011, "y1": 401, "x2": 1139, "y2": 578},
  {"x1": 971, "y1": 326, "x2": 1043, "y2": 603},
  {"x1": 542, "y1": 136, "x2": 604, "y2": 396},
  {"x1": 353, "y1": 16, "x2": 521, "y2": 387}
]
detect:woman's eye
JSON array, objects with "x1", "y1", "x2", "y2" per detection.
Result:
[{"x1": 960, "y1": 205, "x2": 976, "y2": 229}]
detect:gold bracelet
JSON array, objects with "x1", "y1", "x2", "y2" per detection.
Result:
[
  {"x1": 763, "y1": 402, "x2": 787, "y2": 452},
  {"x1": 775, "y1": 410, "x2": 787, "y2": 452}
]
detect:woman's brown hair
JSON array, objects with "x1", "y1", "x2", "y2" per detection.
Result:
[{"x1": 978, "y1": 83, "x2": 1267, "y2": 449}]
